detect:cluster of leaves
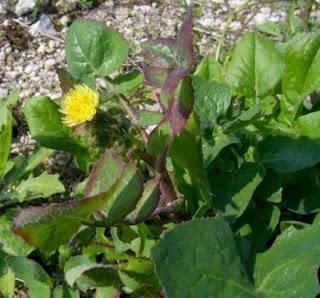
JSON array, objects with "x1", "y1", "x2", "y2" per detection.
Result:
[{"x1": 1, "y1": 4, "x2": 320, "y2": 298}]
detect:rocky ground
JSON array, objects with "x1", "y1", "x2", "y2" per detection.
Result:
[{"x1": 0, "y1": 0, "x2": 303, "y2": 156}]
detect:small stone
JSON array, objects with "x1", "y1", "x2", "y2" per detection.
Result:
[
  {"x1": 45, "y1": 58, "x2": 56, "y2": 67},
  {"x1": 15, "y1": 0, "x2": 36, "y2": 16},
  {"x1": 0, "y1": 88, "x2": 8, "y2": 98},
  {"x1": 31, "y1": 14, "x2": 57, "y2": 36},
  {"x1": 25, "y1": 64, "x2": 34, "y2": 74}
]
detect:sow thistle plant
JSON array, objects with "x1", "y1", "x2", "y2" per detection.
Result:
[{"x1": 1, "y1": 5, "x2": 320, "y2": 298}]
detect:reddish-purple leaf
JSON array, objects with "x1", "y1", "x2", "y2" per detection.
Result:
[{"x1": 142, "y1": 7, "x2": 194, "y2": 92}]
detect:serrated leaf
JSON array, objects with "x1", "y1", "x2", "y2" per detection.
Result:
[
  {"x1": 66, "y1": 20, "x2": 128, "y2": 84},
  {"x1": 15, "y1": 172, "x2": 65, "y2": 202},
  {"x1": 226, "y1": 32, "x2": 284, "y2": 97},
  {"x1": 142, "y1": 8, "x2": 193, "y2": 91},
  {"x1": 152, "y1": 218, "x2": 254, "y2": 298}
]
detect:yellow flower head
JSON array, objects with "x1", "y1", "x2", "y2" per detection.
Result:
[{"x1": 60, "y1": 84, "x2": 99, "y2": 127}]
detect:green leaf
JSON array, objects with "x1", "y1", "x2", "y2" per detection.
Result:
[
  {"x1": 236, "y1": 203, "x2": 280, "y2": 251},
  {"x1": 0, "y1": 210, "x2": 34, "y2": 257},
  {"x1": 0, "y1": 104, "x2": 12, "y2": 180},
  {"x1": 192, "y1": 76, "x2": 232, "y2": 128},
  {"x1": 297, "y1": 111, "x2": 320, "y2": 138},
  {"x1": 12, "y1": 196, "x2": 103, "y2": 252},
  {"x1": 4, "y1": 146, "x2": 54, "y2": 184},
  {"x1": 282, "y1": 32, "x2": 320, "y2": 107},
  {"x1": 152, "y1": 218, "x2": 254, "y2": 298},
  {"x1": 95, "y1": 163, "x2": 143, "y2": 226},
  {"x1": 106, "y1": 72, "x2": 143, "y2": 99},
  {"x1": 8, "y1": 256, "x2": 52, "y2": 298},
  {"x1": 95, "y1": 287, "x2": 120, "y2": 298},
  {"x1": 257, "y1": 21, "x2": 283, "y2": 38},
  {"x1": 124, "y1": 179, "x2": 160, "y2": 224},
  {"x1": 283, "y1": 174, "x2": 320, "y2": 214},
  {"x1": 202, "y1": 133, "x2": 239, "y2": 167},
  {"x1": 254, "y1": 224, "x2": 320, "y2": 297},
  {"x1": 53, "y1": 285, "x2": 79, "y2": 298},
  {"x1": 64, "y1": 255, "x2": 116, "y2": 287},
  {"x1": 24, "y1": 96, "x2": 88, "y2": 155},
  {"x1": 66, "y1": 20, "x2": 128, "y2": 83},
  {"x1": 194, "y1": 57, "x2": 223, "y2": 82},
  {"x1": 211, "y1": 163, "x2": 265, "y2": 223},
  {"x1": 226, "y1": 32, "x2": 284, "y2": 97},
  {"x1": 15, "y1": 172, "x2": 65, "y2": 202},
  {"x1": 0, "y1": 266, "x2": 15, "y2": 298},
  {"x1": 169, "y1": 114, "x2": 213, "y2": 214},
  {"x1": 138, "y1": 111, "x2": 162, "y2": 128},
  {"x1": 258, "y1": 135, "x2": 320, "y2": 173}
]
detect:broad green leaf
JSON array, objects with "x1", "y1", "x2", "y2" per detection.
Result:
[
  {"x1": 66, "y1": 20, "x2": 128, "y2": 84},
  {"x1": 169, "y1": 114, "x2": 213, "y2": 215},
  {"x1": 192, "y1": 76, "x2": 232, "y2": 128},
  {"x1": 282, "y1": 32, "x2": 320, "y2": 106},
  {"x1": 236, "y1": 203, "x2": 280, "y2": 251},
  {"x1": 223, "y1": 106, "x2": 260, "y2": 133},
  {"x1": 0, "y1": 105, "x2": 12, "y2": 179},
  {"x1": 282, "y1": 167, "x2": 320, "y2": 215},
  {"x1": 64, "y1": 255, "x2": 116, "y2": 287},
  {"x1": 211, "y1": 163, "x2": 265, "y2": 223},
  {"x1": 202, "y1": 133, "x2": 239, "y2": 167},
  {"x1": 0, "y1": 266, "x2": 15, "y2": 298},
  {"x1": 15, "y1": 172, "x2": 65, "y2": 202},
  {"x1": 297, "y1": 111, "x2": 320, "y2": 138},
  {"x1": 255, "y1": 171, "x2": 282, "y2": 203},
  {"x1": 8, "y1": 256, "x2": 52, "y2": 298},
  {"x1": 24, "y1": 96, "x2": 88, "y2": 155},
  {"x1": 254, "y1": 224, "x2": 320, "y2": 297},
  {"x1": 152, "y1": 218, "x2": 254, "y2": 298},
  {"x1": 226, "y1": 32, "x2": 284, "y2": 97},
  {"x1": 258, "y1": 135, "x2": 320, "y2": 173},
  {"x1": 194, "y1": 57, "x2": 223, "y2": 82}
]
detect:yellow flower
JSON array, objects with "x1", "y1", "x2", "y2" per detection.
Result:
[{"x1": 60, "y1": 84, "x2": 99, "y2": 127}]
